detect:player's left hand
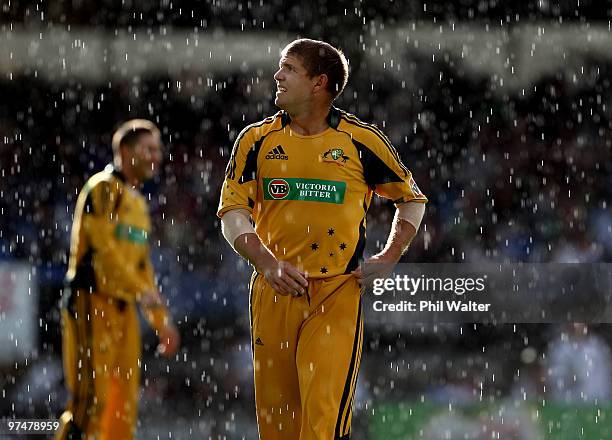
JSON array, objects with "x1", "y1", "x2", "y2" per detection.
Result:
[
  {"x1": 157, "y1": 321, "x2": 180, "y2": 357},
  {"x1": 351, "y1": 251, "x2": 399, "y2": 286}
]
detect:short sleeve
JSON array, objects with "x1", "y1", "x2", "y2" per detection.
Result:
[
  {"x1": 217, "y1": 125, "x2": 260, "y2": 217},
  {"x1": 78, "y1": 177, "x2": 149, "y2": 299},
  {"x1": 352, "y1": 125, "x2": 428, "y2": 205}
]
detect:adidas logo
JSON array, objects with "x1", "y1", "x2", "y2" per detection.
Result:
[
  {"x1": 255, "y1": 337, "x2": 264, "y2": 346},
  {"x1": 265, "y1": 145, "x2": 288, "y2": 160}
]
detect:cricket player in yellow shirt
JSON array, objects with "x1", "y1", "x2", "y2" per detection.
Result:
[
  {"x1": 55, "y1": 119, "x2": 180, "y2": 440},
  {"x1": 218, "y1": 39, "x2": 427, "y2": 439}
]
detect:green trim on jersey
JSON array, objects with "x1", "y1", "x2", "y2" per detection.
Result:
[{"x1": 114, "y1": 224, "x2": 148, "y2": 244}]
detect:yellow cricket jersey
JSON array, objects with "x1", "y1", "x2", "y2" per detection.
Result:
[
  {"x1": 218, "y1": 107, "x2": 428, "y2": 278},
  {"x1": 65, "y1": 164, "x2": 168, "y2": 330}
]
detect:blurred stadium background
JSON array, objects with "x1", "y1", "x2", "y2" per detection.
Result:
[{"x1": 2, "y1": 1, "x2": 612, "y2": 438}]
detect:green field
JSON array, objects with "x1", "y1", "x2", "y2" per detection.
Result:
[{"x1": 370, "y1": 401, "x2": 612, "y2": 439}]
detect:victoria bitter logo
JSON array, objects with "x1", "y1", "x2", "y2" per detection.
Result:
[{"x1": 268, "y1": 179, "x2": 290, "y2": 199}]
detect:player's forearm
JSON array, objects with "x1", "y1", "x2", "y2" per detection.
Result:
[
  {"x1": 142, "y1": 301, "x2": 170, "y2": 332},
  {"x1": 140, "y1": 259, "x2": 171, "y2": 331},
  {"x1": 221, "y1": 209, "x2": 279, "y2": 273},
  {"x1": 379, "y1": 211, "x2": 418, "y2": 261},
  {"x1": 379, "y1": 201, "x2": 425, "y2": 260},
  {"x1": 233, "y1": 233, "x2": 278, "y2": 274}
]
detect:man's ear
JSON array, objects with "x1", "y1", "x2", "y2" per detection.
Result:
[
  {"x1": 120, "y1": 144, "x2": 135, "y2": 166},
  {"x1": 313, "y1": 74, "x2": 329, "y2": 94}
]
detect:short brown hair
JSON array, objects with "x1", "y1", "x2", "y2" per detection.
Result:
[
  {"x1": 111, "y1": 119, "x2": 160, "y2": 157},
  {"x1": 282, "y1": 38, "x2": 349, "y2": 100}
]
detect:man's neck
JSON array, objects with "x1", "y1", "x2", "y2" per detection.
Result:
[
  {"x1": 288, "y1": 104, "x2": 331, "y2": 136},
  {"x1": 117, "y1": 165, "x2": 141, "y2": 188}
]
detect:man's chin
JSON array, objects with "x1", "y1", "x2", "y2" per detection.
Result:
[{"x1": 274, "y1": 97, "x2": 289, "y2": 110}]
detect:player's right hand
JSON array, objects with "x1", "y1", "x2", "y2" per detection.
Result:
[
  {"x1": 263, "y1": 260, "x2": 308, "y2": 297},
  {"x1": 157, "y1": 321, "x2": 180, "y2": 358}
]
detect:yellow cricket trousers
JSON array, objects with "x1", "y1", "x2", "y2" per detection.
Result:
[
  {"x1": 55, "y1": 289, "x2": 141, "y2": 440},
  {"x1": 249, "y1": 272, "x2": 364, "y2": 440}
]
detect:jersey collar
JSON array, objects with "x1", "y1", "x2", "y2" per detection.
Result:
[
  {"x1": 326, "y1": 106, "x2": 341, "y2": 129},
  {"x1": 105, "y1": 163, "x2": 127, "y2": 183},
  {"x1": 280, "y1": 106, "x2": 341, "y2": 129}
]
